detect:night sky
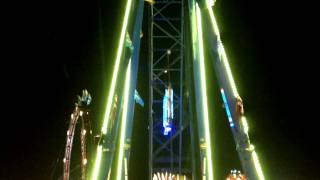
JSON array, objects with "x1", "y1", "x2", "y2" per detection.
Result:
[{"x1": 3, "y1": 0, "x2": 319, "y2": 179}]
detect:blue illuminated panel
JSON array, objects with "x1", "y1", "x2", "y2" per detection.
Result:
[
  {"x1": 163, "y1": 88, "x2": 173, "y2": 135},
  {"x1": 220, "y1": 89, "x2": 234, "y2": 127}
]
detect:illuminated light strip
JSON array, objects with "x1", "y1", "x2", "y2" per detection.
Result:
[
  {"x1": 190, "y1": 1, "x2": 198, "y2": 60},
  {"x1": 207, "y1": 3, "x2": 265, "y2": 179},
  {"x1": 102, "y1": 0, "x2": 133, "y2": 135},
  {"x1": 196, "y1": 4, "x2": 214, "y2": 180},
  {"x1": 207, "y1": 6, "x2": 239, "y2": 98},
  {"x1": 241, "y1": 116, "x2": 249, "y2": 134},
  {"x1": 92, "y1": 0, "x2": 133, "y2": 178},
  {"x1": 91, "y1": 145, "x2": 102, "y2": 180},
  {"x1": 203, "y1": 157, "x2": 206, "y2": 180},
  {"x1": 206, "y1": 2, "x2": 220, "y2": 37},
  {"x1": 124, "y1": 158, "x2": 128, "y2": 180},
  {"x1": 220, "y1": 89, "x2": 234, "y2": 127},
  {"x1": 252, "y1": 151, "x2": 265, "y2": 180},
  {"x1": 116, "y1": 59, "x2": 131, "y2": 180}
]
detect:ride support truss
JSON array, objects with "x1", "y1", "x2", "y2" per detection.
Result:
[{"x1": 83, "y1": 0, "x2": 266, "y2": 179}]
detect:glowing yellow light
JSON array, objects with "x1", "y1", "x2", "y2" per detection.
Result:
[
  {"x1": 248, "y1": 144, "x2": 255, "y2": 151},
  {"x1": 82, "y1": 129, "x2": 87, "y2": 135},
  {"x1": 252, "y1": 151, "x2": 265, "y2": 180},
  {"x1": 116, "y1": 59, "x2": 131, "y2": 180},
  {"x1": 196, "y1": 4, "x2": 214, "y2": 180},
  {"x1": 83, "y1": 158, "x2": 87, "y2": 165},
  {"x1": 145, "y1": 0, "x2": 155, "y2": 5},
  {"x1": 91, "y1": 145, "x2": 102, "y2": 180},
  {"x1": 102, "y1": 0, "x2": 133, "y2": 135},
  {"x1": 241, "y1": 116, "x2": 249, "y2": 134},
  {"x1": 206, "y1": 0, "x2": 215, "y2": 7},
  {"x1": 207, "y1": 7, "x2": 239, "y2": 98}
]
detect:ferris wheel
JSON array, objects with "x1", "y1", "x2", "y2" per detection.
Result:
[{"x1": 63, "y1": 89, "x2": 92, "y2": 180}]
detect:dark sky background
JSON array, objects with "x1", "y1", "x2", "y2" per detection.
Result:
[{"x1": 2, "y1": 0, "x2": 319, "y2": 179}]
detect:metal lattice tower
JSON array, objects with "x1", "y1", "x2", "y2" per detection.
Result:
[{"x1": 149, "y1": 0, "x2": 188, "y2": 178}]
